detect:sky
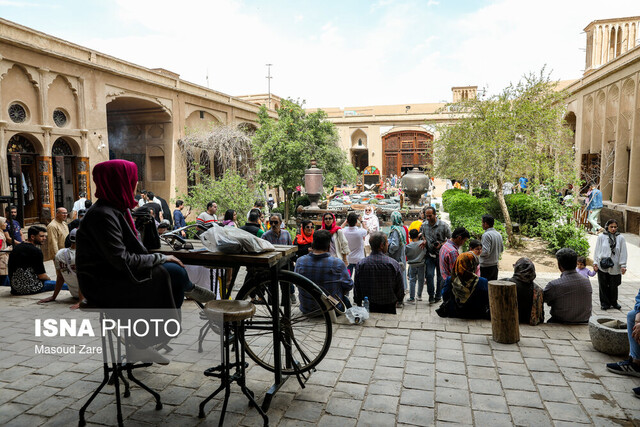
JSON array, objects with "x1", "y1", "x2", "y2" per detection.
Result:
[{"x1": 1, "y1": 0, "x2": 638, "y2": 108}]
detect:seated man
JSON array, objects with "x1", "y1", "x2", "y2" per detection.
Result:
[
  {"x1": 294, "y1": 229, "x2": 352, "y2": 315},
  {"x1": 353, "y1": 231, "x2": 404, "y2": 314},
  {"x1": 543, "y1": 248, "x2": 592, "y2": 323},
  {"x1": 439, "y1": 227, "x2": 470, "y2": 282},
  {"x1": 38, "y1": 229, "x2": 80, "y2": 309},
  {"x1": 8, "y1": 226, "x2": 58, "y2": 295},
  {"x1": 605, "y1": 288, "x2": 640, "y2": 398},
  {"x1": 240, "y1": 209, "x2": 264, "y2": 237}
]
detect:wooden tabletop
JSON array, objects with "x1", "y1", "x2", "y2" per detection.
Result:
[{"x1": 151, "y1": 241, "x2": 296, "y2": 269}]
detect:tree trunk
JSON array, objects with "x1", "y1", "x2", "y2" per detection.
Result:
[
  {"x1": 468, "y1": 184, "x2": 473, "y2": 195},
  {"x1": 283, "y1": 190, "x2": 290, "y2": 222},
  {"x1": 495, "y1": 176, "x2": 516, "y2": 247},
  {"x1": 488, "y1": 280, "x2": 520, "y2": 344}
]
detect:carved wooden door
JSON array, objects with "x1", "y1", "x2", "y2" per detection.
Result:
[
  {"x1": 75, "y1": 157, "x2": 91, "y2": 200},
  {"x1": 37, "y1": 156, "x2": 55, "y2": 223}
]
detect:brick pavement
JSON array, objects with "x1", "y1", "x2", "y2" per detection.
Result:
[{"x1": 0, "y1": 233, "x2": 639, "y2": 426}]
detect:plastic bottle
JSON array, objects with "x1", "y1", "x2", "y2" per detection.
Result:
[{"x1": 363, "y1": 296, "x2": 370, "y2": 313}]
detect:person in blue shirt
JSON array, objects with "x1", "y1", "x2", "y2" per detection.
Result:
[
  {"x1": 295, "y1": 229, "x2": 353, "y2": 315},
  {"x1": 173, "y1": 200, "x2": 188, "y2": 231},
  {"x1": 518, "y1": 176, "x2": 528, "y2": 193},
  {"x1": 586, "y1": 184, "x2": 604, "y2": 234},
  {"x1": 605, "y1": 288, "x2": 640, "y2": 399}
]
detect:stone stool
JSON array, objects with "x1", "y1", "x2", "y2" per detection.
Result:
[
  {"x1": 199, "y1": 300, "x2": 268, "y2": 426},
  {"x1": 78, "y1": 300, "x2": 162, "y2": 427}
]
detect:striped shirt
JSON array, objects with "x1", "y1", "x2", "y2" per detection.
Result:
[{"x1": 439, "y1": 239, "x2": 460, "y2": 280}]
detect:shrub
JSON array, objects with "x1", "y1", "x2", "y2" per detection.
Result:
[
  {"x1": 472, "y1": 188, "x2": 494, "y2": 199},
  {"x1": 535, "y1": 220, "x2": 589, "y2": 257},
  {"x1": 505, "y1": 193, "x2": 556, "y2": 228}
]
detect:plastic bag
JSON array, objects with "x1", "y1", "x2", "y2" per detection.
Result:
[
  {"x1": 200, "y1": 223, "x2": 275, "y2": 254},
  {"x1": 344, "y1": 306, "x2": 370, "y2": 324}
]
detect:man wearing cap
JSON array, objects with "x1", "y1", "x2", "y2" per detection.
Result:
[{"x1": 38, "y1": 228, "x2": 81, "y2": 309}]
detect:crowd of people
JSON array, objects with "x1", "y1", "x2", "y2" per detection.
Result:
[
  {"x1": 1, "y1": 162, "x2": 635, "y2": 392},
  {"x1": 288, "y1": 203, "x2": 629, "y2": 330}
]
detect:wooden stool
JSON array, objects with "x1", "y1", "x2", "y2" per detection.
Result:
[
  {"x1": 199, "y1": 300, "x2": 268, "y2": 426},
  {"x1": 488, "y1": 281, "x2": 520, "y2": 344},
  {"x1": 78, "y1": 300, "x2": 162, "y2": 427}
]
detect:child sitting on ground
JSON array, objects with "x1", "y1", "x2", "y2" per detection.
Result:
[{"x1": 576, "y1": 256, "x2": 596, "y2": 278}]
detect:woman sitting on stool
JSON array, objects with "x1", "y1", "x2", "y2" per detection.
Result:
[{"x1": 76, "y1": 160, "x2": 215, "y2": 364}]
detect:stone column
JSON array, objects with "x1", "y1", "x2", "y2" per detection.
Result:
[
  {"x1": 602, "y1": 25, "x2": 610, "y2": 64},
  {"x1": 38, "y1": 68, "x2": 49, "y2": 126},
  {"x1": 0, "y1": 121, "x2": 8, "y2": 198},
  {"x1": 622, "y1": 24, "x2": 629, "y2": 54},
  {"x1": 595, "y1": 26, "x2": 603, "y2": 68},
  {"x1": 626, "y1": 75, "x2": 640, "y2": 207},
  {"x1": 612, "y1": 92, "x2": 628, "y2": 204}
]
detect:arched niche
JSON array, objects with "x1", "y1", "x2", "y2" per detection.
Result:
[
  {"x1": 185, "y1": 110, "x2": 223, "y2": 133},
  {"x1": 48, "y1": 75, "x2": 78, "y2": 129},
  {"x1": 148, "y1": 146, "x2": 166, "y2": 182},
  {"x1": 1, "y1": 65, "x2": 40, "y2": 124},
  {"x1": 351, "y1": 128, "x2": 368, "y2": 149}
]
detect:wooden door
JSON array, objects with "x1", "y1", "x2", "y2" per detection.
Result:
[
  {"x1": 37, "y1": 156, "x2": 55, "y2": 223},
  {"x1": 75, "y1": 157, "x2": 91, "y2": 200},
  {"x1": 7, "y1": 154, "x2": 23, "y2": 225}
]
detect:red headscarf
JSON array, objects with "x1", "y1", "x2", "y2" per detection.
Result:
[
  {"x1": 93, "y1": 160, "x2": 139, "y2": 234},
  {"x1": 321, "y1": 212, "x2": 341, "y2": 235}
]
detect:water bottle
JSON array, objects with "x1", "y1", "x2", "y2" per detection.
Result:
[{"x1": 363, "y1": 297, "x2": 370, "y2": 313}]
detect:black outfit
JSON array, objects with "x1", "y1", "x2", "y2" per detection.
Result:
[
  {"x1": 8, "y1": 242, "x2": 46, "y2": 295},
  {"x1": 138, "y1": 202, "x2": 162, "y2": 223},
  {"x1": 76, "y1": 200, "x2": 181, "y2": 346},
  {"x1": 598, "y1": 270, "x2": 621, "y2": 308},
  {"x1": 240, "y1": 222, "x2": 262, "y2": 237},
  {"x1": 480, "y1": 265, "x2": 499, "y2": 281},
  {"x1": 157, "y1": 196, "x2": 172, "y2": 227}
]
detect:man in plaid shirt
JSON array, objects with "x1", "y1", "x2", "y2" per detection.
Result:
[
  {"x1": 354, "y1": 232, "x2": 404, "y2": 314},
  {"x1": 295, "y1": 230, "x2": 353, "y2": 314},
  {"x1": 439, "y1": 227, "x2": 471, "y2": 281}
]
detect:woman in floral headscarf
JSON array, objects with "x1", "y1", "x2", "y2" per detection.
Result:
[
  {"x1": 388, "y1": 211, "x2": 407, "y2": 291},
  {"x1": 321, "y1": 212, "x2": 349, "y2": 266},
  {"x1": 362, "y1": 205, "x2": 379, "y2": 254},
  {"x1": 436, "y1": 252, "x2": 489, "y2": 319},
  {"x1": 505, "y1": 257, "x2": 544, "y2": 325}
]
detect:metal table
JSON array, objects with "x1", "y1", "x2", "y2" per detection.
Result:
[{"x1": 152, "y1": 242, "x2": 298, "y2": 411}]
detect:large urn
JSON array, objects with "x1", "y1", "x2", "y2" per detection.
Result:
[
  {"x1": 304, "y1": 160, "x2": 323, "y2": 208},
  {"x1": 402, "y1": 168, "x2": 430, "y2": 206}
]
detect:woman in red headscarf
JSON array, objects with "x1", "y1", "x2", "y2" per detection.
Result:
[
  {"x1": 76, "y1": 160, "x2": 214, "y2": 360},
  {"x1": 321, "y1": 212, "x2": 349, "y2": 266}
]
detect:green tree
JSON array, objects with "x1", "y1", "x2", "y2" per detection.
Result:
[
  {"x1": 177, "y1": 170, "x2": 256, "y2": 225},
  {"x1": 433, "y1": 69, "x2": 577, "y2": 246},
  {"x1": 252, "y1": 99, "x2": 357, "y2": 220}
]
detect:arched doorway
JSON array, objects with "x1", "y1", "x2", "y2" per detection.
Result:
[
  {"x1": 350, "y1": 129, "x2": 369, "y2": 172},
  {"x1": 107, "y1": 96, "x2": 173, "y2": 198},
  {"x1": 382, "y1": 130, "x2": 433, "y2": 177},
  {"x1": 51, "y1": 138, "x2": 76, "y2": 211},
  {"x1": 7, "y1": 134, "x2": 41, "y2": 225}
]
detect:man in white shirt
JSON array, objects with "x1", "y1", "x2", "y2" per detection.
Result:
[
  {"x1": 38, "y1": 229, "x2": 83, "y2": 309},
  {"x1": 342, "y1": 212, "x2": 367, "y2": 274},
  {"x1": 197, "y1": 201, "x2": 218, "y2": 225},
  {"x1": 71, "y1": 193, "x2": 87, "y2": 220}
]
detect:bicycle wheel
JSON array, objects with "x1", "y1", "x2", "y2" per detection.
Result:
[{"x1": 235, "y1": 270, "x2": 333, "y2": 374}]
